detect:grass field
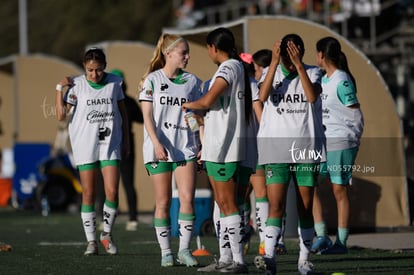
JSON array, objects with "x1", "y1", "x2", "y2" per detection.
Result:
[{"x1": 1, "y1": 208, "x2": 414, "y2": 275}]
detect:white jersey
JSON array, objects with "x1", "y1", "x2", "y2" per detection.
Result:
[
  {"x1": 257, "y1": 65, "x2": 326, "y2": 164},
  {"x1": 202, "y1": 59, "x2": 246, "y2": 163},
  {"x1": 65, "y1": 73, "x2": 124, "y2": 165},
  {"x1": 321, "y1": 69, "x2": 364, "y2": 151},
  {"x1": 241, "y1": 77, "x2": 259, "y2": 170},
  {"x1": 139, "y1": 69, "x2": 202, "y2": 163}
]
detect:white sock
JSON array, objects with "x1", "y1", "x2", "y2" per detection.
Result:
[
  {"x1": 213, "y1": 202, "x2": 220, "y2": 237},
  {"x1": 255, "y1": 200, "x2": 269, "y2": 243},
  {"x1": 298, "y1": 227, "x2": 314, "y2": 262},
  {"x1": 264, "y1": 225, "x2": 280, "y2": 258},
  {"x1": 102, "y1": 203, "x2": 117, "y2": 233},
  {"x1": 218, "y1": 217, "x2": 233, "y2": 264},
  {"x1": 221, "y1": 214, "x2": 244, "y2": 264},
  {"x1": 278, "y1": 214, "x2": 287, "y2": 245},
  {"x1": 81, "y1": 211, "x2": 96, "y2": 242},
  {"x1": 155, "y1": 225, "x2": 172, "y2": 256},
  {"x1": 178, "y1": 218, "x2": 194, "y2": 251}
]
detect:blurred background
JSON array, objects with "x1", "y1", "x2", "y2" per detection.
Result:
[
  {"x1": 0, "y1": 0, "x2": 413, "y2": 230},
  {"x1": 0, "y1": 0, "x2": 413, "y2": 144}
]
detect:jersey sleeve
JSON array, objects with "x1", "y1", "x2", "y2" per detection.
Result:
[
  {"x1": 257, "y1": 66, "x2": 268, "y2": 87},
  {"x1": 250, "y1": 78, "x2": 260, "y2": 101},
  {"x1": 64, "y1": 85, "x2": 77, "y2": 105},
  {"x1": 202, "y1": 79, "x2": 211, "y2": 95},
  {"x1": 337, "y1": 79, "x2": 358, "y2": 106},
  {"x1": 309, "y1": 67, "x2": 322, "y2": 85},
  {"x1": 215, "y1": 63, "x2": 236, "y2": 85},
  {"x1": 139, "y1": 77, "x2": 154, "y2": 102}
]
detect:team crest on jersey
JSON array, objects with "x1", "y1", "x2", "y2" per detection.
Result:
[
  {"x1": 145, "y1": 89, "x2": 153, "y2": 97},
  {"x1": 266, "y1": 167, "x2": 273, "y2": 179},
  {"x1": 68, "y1": 94, "x2": 77, "y2": 101}
]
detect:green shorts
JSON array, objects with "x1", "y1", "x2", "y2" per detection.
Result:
[
  {"x1": 145, "y1": 159, "x2": 196, "y2": 175},
  {"x1": 237, "y1": 166, "x2": 253, "y2": 186},
  {"x1": 205, "y1": 161, "x2": 239, "y2": 182},
  {"x1": 78, "y1": 160, "x2": 120, "y2": 171},
  {"x1": 256, "y1": 163, "x2": 265, "y2": 171},
  {"x1": 319, "y1": 147, "x2": 359, "y2": 185},
  {"x1": 264, "y1": 163, "x2": 319, "y2": 187}
]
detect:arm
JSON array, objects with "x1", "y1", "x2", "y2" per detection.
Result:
[
  {"x1": 259, "y1": 40, "x2": 280, "y2": 102},
  {"x1": 182, "y1": 77, "x2": 228, "y2": 112},
  {"x1": 287, "y1": 41, "x2": 321, "y2": 103},
  {"x1": 55, "y1": 76, "x2": 73, "y2": 121},
  {"x1": 252, "y1": 100, "x2": 263, "y2": 123},
  {"x1": 141, "y1": 101, "x2": 168, "y2": 161}
]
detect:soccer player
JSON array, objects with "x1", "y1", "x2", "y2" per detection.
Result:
[
  {"x1": 255, "y1": 34, "x2": 325, "y2": 275},
  {"x1": 55, "y1": 48, "x2": 129, "y2": 256},
  {"x1": 182, "y1": 27, "x2": 252, "y2": 274},
  {"x1": 139, "y1": 33, "x2": 202, "y2": 268},
  {"x1": 311, "y1": 36, "x2": 364, "y2": 255}
]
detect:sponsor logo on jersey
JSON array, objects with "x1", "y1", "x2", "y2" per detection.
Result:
[
  {"x1": 160, "y1": 83, "x2": 169, "y2": 91},
  {"x1": 87, "y1": 110, "x2": 115, "y2": 123},
  {"x1": 159, "y1": 96, "x2": 188, "y2": 106},
  {"x1": 98, "y1": 127, "x2": 111, "y2": 140},
  {"x1": 163, "y1": 121, "x2": 187, "y2": 130},
  {"x1": 86, "y1": 98, "x2": 113, "y2": 106},
  {"x1": 271, "y1": 93, "x2": 307, "y2": 104}
]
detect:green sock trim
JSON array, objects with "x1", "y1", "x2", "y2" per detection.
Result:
[
  {"x1": 154, "y1": 218, "x2": 170, "y2": 227},
  {"x1": 243, "y1": 204, "x2": 250, "y2": 211},
  {"x1": 255, "y1": 197, "x2": 268, "y2": 203},
  {"x1": 314, "y1": 221, "x2": 327, "y2": 237},
  {"x1": 81, "y1": 204, "x2": 95, "y2": 212},
  {"x1": 266, "y1": 217, "x2": 282, "y2": 227},
  {"x1": 104, "y1": 199, "x2": 118, "y2": 209},
  {"x1": 298, "y1": 217, "x2": 314, "y2": 229},
  {"x1": 337, "y1": 227, "x2": 349, "y2": 246},
  {"x1": 178, "y1": 212, "x2": 195, "y2": 221}
]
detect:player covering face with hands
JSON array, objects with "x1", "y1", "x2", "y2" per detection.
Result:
[{"x1": 255, "y1": 34, "x2": 324, "y2": 275}]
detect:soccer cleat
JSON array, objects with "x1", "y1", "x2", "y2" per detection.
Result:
[
  {"x1": 264, "y1": 256, "x2": 276, "y2": 275},
  {"x1": 100, "y1": 232, "x2": 118, "y2": 255},
  {"x1": 276, "y1": 242, "x2": 287, "y2": 255},
  {"x1": 258, "y1": 242, "x2": 265, "y2": 255},
  {"x1": 298, "y1": 260, "x2": 314, "y2": 275},
  {"x1": 219, "y1": 261, "x2": 248, "y2": 274},
  {"x1": 319, "y1": 242, "x2": 348, "y2": 255},
  {"x1": 125, "y1": 220, "x2": 138, "y2": 231},
  {"x1": 254, "y1": 255, "x2": 266, "y2": 270},
  {"x1": 311, "y1": 236, "x2": 332, "y2": 254},
  {"x1": 161, "y1": 253, "x2": 174, "y2": 267},
  {"x1": 177, "y1": 248, "x2": 199, "y2": 267},
  {"x1": 197, "y1": 260, "x2": 232, "y2": 272},
  {"x1": 84, "y1": 241, "x2": 98, "y2": 256}
]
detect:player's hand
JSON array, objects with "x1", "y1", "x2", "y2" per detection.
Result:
[
  {"x1": 271, "y1": 40, "x2": 281, "y2": 64},
  {"x1": 182, "y1": 102, "x2": 189, "y2": 113},
  {"x1": 287, "y1": 41, "x2": 302, "y2": 69},
  {"x1": 154, "y1": 143, "x2": 168, "y2": 161}
]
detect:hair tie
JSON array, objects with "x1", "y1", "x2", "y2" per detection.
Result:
[{"x1": 240, "y1": 52, "x2": 253, "y2": 64}]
